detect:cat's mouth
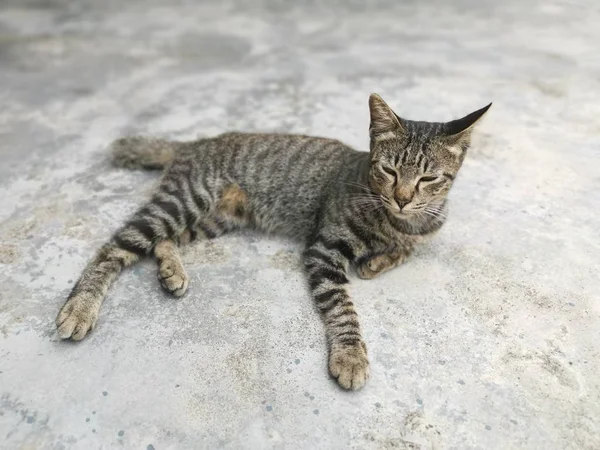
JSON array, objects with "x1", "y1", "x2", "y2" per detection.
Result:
[
  {"x1": 380, "y1": 196, "x2": 415, "y2": 218},
  {"x1": 381, "y1": 197, "x2": 446, "y2": 221},
  {"x1": 390, "y1": 209, "x2": 418, "y2": 219}
]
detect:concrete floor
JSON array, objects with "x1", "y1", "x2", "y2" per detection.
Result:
[{"x1": 1, "y1": 0, "x2": 599, "y2": 449}]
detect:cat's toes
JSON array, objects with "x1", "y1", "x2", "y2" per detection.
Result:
[
  {"x1": 56, "y1": 294, "x2": 99, "y2": 341},
  {"x1": 158, "y1": 261, "x2": 189, "y2": 297},
  {"x1": 329, "y1": 343, "x2": 370, "y2": 390},
  {"x1": 357, "y1": 263, "x2": 378, "y2": 279}
]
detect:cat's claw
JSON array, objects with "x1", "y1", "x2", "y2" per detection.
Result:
[{"x1": 329, "y1": 343, "x2": 370, "y2": 390}]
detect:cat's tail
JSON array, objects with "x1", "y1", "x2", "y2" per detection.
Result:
[{"x1": 109, "y1": 136, "x2": 182, "y2": 170}]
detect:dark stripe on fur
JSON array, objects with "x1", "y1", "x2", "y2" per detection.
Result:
[
  {"x1": 308, "y1": 267, "x2": 349, "y2": 289},
  {"x1": 314, "y1": 288, "x2": 346, "y2": 304},
  {"x1": 114, "y1": 235, "x2": 149, "y2": 255},
  {"x1": 317, "y1": 236, "x2": 356, "y2": 262},
  {"x1": 304, "y1": 248, "x2": 344, "y2": 271},
  {"x1": 196, "y1": 222, "x2": 218, "y2": 239},
  {"x1": 155, "y1": 200, "x2": 183, "y2": 226},
  {"x1": 333, "y1": 319, "x2": 361, "y2": 329},
  {"x1": 128, "y1": 218, "x2": 157, "y2": 242},
  {"x1": 326, "y1": 306, "x2": 358, "y2": 322},
  {"x1": 335, "y1": 331, "x2": 362, "y2": 339},
  {"x1": 338, "y1": 337, "x2": 362, "y2": 346},
  {"x1": 314, "y1": 288, "x2": 346, "y2": 314},
  {"x1": 346, "y1": 217, "x2": 379, "y2": 246}
]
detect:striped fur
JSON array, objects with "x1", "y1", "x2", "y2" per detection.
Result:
[{"x1": 56, "y1": 94, "x2": 490, "y2": 390}]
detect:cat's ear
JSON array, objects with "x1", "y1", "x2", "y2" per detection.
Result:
[
  {"x1": 445, "y1": 103, "x2": 492, "y2": 136},
  {"x1": 369, "y1": 93, "x2": 406, "y2": 139},
  {"x1": 442, "y1": 103, "x2": 492, "y2": 153}
]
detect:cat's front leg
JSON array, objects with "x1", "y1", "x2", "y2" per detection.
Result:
[{"x1": 303, "y1": 241, "x2": 369, "y2": 390}]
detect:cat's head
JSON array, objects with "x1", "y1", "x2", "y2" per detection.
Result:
[{"x1": 367, "y1": 93, "x2": 491, "y2": 219}]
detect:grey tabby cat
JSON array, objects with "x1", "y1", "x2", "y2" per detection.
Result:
[{"x1": 56, "y1": 94, "x2": 490, "y2": 390}]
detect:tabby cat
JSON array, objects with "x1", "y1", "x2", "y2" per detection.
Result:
[{"x1": 56, "y1": 94, "x2": 490, "y2": 390}]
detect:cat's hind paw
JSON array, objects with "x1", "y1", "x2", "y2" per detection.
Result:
[
  {"x1": 56, "y1": 294, "x2": 99, "y2": 341},
  {"x1": 158, "y1": 259, "x2": 189, "y2": 297}
]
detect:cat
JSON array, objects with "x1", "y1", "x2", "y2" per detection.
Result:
[{"x1": 56, "y1": 94, "x2": 490, "y2": 390}]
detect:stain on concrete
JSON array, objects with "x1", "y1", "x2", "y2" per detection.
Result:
[
  {"x1": 0, "y1": 244, "x2": 20, "y2": 265},
  {"x1": 268, "y1": 249, "x2": 301, "y2": 271},
  {"x1": 182, "y1": 240, "x2": 230, "y2": 265}
]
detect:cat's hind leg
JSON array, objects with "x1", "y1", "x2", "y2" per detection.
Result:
[
  {"x1": 56, "y1": 243, "x2": 141, "y2": 340},
  {"x1": 152, "y1": 183, "x2": 250, "y2": 297},
  {"x1": 155, "y1": 236, "x2": 189, "y2": 297},
  {"x1": 56, "y1": 189, "x2": 189, "y2": 340}
]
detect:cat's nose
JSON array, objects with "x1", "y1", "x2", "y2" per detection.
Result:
[
  {"x1": 395, "y1": 199, "x2": 410, "y2": 210},
  {"x1": 394, "y1": 188, "x2": 413, "y2": 211}
]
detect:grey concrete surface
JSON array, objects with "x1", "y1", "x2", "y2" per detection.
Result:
[{"x1": 1, "y1": 0, "x2": 599, "y2": 449}]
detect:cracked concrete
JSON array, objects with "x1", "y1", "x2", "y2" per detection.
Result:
[{"x1": 1, "y1": 0, "x2": 599, "y2": 449}]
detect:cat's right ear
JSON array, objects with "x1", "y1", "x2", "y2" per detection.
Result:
[{"x1": 369, "y1": 94, "x2": 406, "y2": 139}]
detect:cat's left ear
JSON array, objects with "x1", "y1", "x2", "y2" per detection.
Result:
[{"x1": 442, "y1": 103, "x2": 492, "y2": 152}]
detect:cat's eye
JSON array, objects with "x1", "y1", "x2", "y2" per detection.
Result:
[
  {"x1": 418, "y1": 175, "x2": 438, "y2": 184},
  {"x1": 382, "y1": 166, "x2": 397, "y2": 178}
]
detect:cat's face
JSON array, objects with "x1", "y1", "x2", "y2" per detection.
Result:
[{"x1": 367, "y1": 94, "x2": 490, "y2": 219}]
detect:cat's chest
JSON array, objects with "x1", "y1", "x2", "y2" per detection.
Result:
[
  {"x1": 379, "y1": 232, "x2": 426, "y2": 251},
  {"x1": 366, "y1": 222, "x2": 437, "y2": 256}
]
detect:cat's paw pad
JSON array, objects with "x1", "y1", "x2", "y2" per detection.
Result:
[
  {"x1": 158, "y1": 260, "x2": 189, "y2": 297},
  {"x1": 56, "y1": 294, "x2": 99, "y2": 341},
  {"x1": 329, "y1": 343, "x2": 370, "y2": 390}
]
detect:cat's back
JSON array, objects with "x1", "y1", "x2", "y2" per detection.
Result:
[
  {"x1": 216, "y1": 131, "x2": 350, "y2": 156},
  {"x1": 183, "y1": 131, "x2": 363, "y2": 238},
  {"x1": 190, "y1": 130, "x2": 361, "y2": 180}
]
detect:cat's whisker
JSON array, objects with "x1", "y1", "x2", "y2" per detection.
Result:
[
  {"x1": 350, "y1": 194, "x2": 380, "y2": 201},
  {"x1": 353, "y1": 201, "x2": 383, "y2": 208},
  {"x1": 424, "y1": 206, "x2": 447, "y2": 216},
  {"x1": 341, "y1": 181, "x2": 376, "y2": 194},
  {"x1": 341, "y1": 180, "x2": 373, "y2": 189},
  {"x1": 420, "y1": 211, "x2": 441, "y2": 221},
  {"x1": 421, "y1": 209, "x2": 447, "y2": 221}
]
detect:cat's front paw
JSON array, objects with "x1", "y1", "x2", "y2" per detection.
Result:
[
  {"x1": 56, "y1": 293, "x2": 99, "y2": 341},
  {"x1": 357, "y1": 255, "x2": 390, "y2": 279},
  {"x1": 158, "y1": 259, "x2": 189, "y2": 297},
  {"x1": 357, "y1": 253, "x2": 407, "y2": 280},
  {"x1": 357, "y1": 262, "x2": 379, "y2": 279},
  {"x1": 329, "y1": 342, "x2": 370, "y2": 390}
]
